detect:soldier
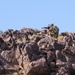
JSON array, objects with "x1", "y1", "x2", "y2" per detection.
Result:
[
  {"x1": 42, "y1": 24, "x2": 59, "y2": 38},
  {"x1": 48, "y1": 24, "x2": 59, "y2": 38}
]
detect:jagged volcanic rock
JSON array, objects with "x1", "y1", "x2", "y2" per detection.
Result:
[{"x1": 0, "y1": 24, "x2": 75, "y2": 75}]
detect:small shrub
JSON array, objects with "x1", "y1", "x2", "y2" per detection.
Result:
[
  {"x1": 16, "y1": 37, "x2": 26, "y2": 43},
  {"x1": 58, "y1": 35, "x2": 64, "y2": 41}
]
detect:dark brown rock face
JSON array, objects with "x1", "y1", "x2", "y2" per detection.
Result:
[{"x1": 0, "y1": 24, "x2": 75, "y2": 75}]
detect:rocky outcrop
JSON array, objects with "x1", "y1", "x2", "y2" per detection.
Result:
[{"x1": 0, "y1": 24, "x2": 75, "y2": 75}]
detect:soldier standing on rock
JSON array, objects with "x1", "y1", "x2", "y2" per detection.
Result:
[{"x1": 42, "y1": 24, "x2": 59, "y2": 38}]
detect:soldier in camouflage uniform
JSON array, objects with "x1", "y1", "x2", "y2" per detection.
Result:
[{"x1": 42, "y1": 24, "x2": 59, "y2": 38}]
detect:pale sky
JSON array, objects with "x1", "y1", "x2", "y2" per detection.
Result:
[{"x1": 0, "y1": 0, "x2": 75, "y2": 32}]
